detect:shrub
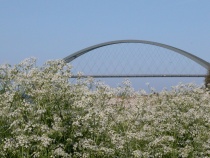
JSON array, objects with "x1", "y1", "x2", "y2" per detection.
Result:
[{"x1": 0, "y1": 58, "x2": 210, "y2": 158}]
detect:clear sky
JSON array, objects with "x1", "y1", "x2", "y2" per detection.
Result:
[
  {"x1": 0, "y1": 0, "x2": 210, "y2": 90},
  {"x1": 1, "y1": 0, "x2": 210, "y2": 64}
]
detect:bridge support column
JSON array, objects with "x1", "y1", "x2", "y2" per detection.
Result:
[{"x1": 205, "y1": 70, "x2": 210, "y2": 89}]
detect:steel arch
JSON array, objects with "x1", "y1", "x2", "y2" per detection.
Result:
[{"x1": 63, "y1": 40, "x2": 210, "y2": 70}]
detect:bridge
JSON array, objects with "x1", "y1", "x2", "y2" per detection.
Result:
[{"x1": 63, "y1": 40, "x2": 210, "y2": 87}]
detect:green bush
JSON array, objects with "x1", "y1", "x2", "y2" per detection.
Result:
[{"x1": 0, "y1": 58, "x2": 210, "y2": 158}]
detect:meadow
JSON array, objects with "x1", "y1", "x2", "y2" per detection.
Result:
[{"x1": 0, "y1": 58, "x2": 210, "y2": 158}]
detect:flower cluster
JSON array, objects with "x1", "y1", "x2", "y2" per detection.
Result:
[{"x1": 0, "y1": 58, "x2": 210, "y2": 157}]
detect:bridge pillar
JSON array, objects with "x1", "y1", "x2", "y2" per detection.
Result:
[{"x1": 205, "y1": 70, "x2": 210, "y2": 88}]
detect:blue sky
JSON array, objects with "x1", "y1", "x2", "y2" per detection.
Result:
[
  {"x1": 1, "y1": 0, "x2": 210, "y2": 64},
  {"x1": 0, "y1": 0, "x2": 210, "y2": 90}
]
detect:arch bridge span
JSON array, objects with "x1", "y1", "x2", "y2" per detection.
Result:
[{"x1": 63, "y1": 40, "x2": 210, "y2": 78}]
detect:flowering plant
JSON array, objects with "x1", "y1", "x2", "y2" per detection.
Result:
[{"x1": 0, "y1": 58, "x2": 210, "y2": 158}]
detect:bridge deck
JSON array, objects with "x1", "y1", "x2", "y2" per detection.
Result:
[{"x1": 71, "y1": 74, "x2": 207, "y2": 78}]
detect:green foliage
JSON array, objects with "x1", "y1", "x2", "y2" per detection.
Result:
[{"x1": 0, "y1": 58, "x2": 210, "y2": 158}]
